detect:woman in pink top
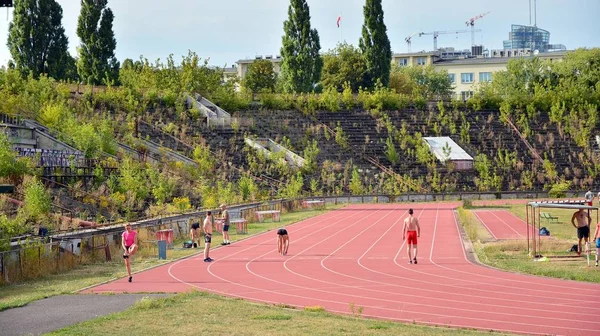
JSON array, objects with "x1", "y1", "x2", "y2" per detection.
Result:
[{"x1": 121, "y1": 223, "x2": 138, "y2": 282}]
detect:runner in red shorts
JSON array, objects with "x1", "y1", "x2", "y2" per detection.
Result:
[{"x1": 402, "y1": 208, "x2": 421, "y2": 264}]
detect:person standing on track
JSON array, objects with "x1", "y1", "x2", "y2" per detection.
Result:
[
  {"x1": 219, "y1": 204, "x2": 231, "y2": 245},
  {"x1": 571, "y1": 208, "x2": 591, "y2": 256},
  {"x1": 203, "y1": 211, "x2": 214, "y2": 262},
  {"x1": 277, "y1": 227, "x2": 289, "y2": 255},
  {"x1": 402, "y1": 208, "x2": 421, "y2": 264},
  {"x1": 121, "y1": 223, "x2": 138, "y2": 282}
]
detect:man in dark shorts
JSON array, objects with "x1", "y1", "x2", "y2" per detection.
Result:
[
  {"x1": 571, "y1": 208, "x2": 591, "y2": 256},
  {"x1": 220, "y1": 204, "x2": 231, "y2": 245},
  {"x1": 277, "y1": 228, "x2": 289, "y2": 256},
  {"x1": 203, "y1": 211, "x2": 214, "y2": 262},
  {"x1": 402, "y1": 208, "x2": 421, "y2": 264}
]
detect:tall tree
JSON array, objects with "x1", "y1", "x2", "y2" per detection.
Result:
[
  {"x1": 77, "y1": 0, "x2": 119, "y2": 85},
  {"x1": 243, "y1": 59, "x2": 277, "y2": 94},
  {"x1": 280, "y1": 0, "x2": 322, "y2": 93},
  {"x1": 321, "y1": 42, "x2": 367, "y2": 92},
  {"x1": 359, "y1": 0, "x2": 392, "y2": 88},
  {"x1": 7, "y1": 0, "x2": 72, "y2": 80},
  {"x1": 390, "y1": 65, "x2": 453, "y2": 99}
]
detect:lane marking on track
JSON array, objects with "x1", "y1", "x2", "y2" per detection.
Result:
[
  {"x1": 472, "y1": 211, "x2": 499, "y2": 240},
  {"x1": 487, "y1": 210, "x2": 524, "y2": 238}
]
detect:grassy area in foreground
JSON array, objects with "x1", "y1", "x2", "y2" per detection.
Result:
[
  {"x1": 459, "y1": 204, "x2": 600, "y2": 283},
  {"x1": 0, "y1": 207, "x2": 337, "y2": 311},
  {"x1": 47, "y1": 291, "x2": 507, "y2": 336}
]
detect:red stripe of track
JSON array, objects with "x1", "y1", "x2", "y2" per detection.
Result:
[
  {"x1": 474, "y1": 210, "x2": 538, "y2": 240},
  {"x1": 472, "y1": 199, "x2": 531, "y2": 206},
  {"x1": 84, "y1": 203, "x2": 600, "y2": 335}
]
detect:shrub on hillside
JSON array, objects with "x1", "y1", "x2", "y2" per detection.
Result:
[
  {"x1": 320, "y1": 86, "x2": 340, "y2": 112},
  {"x1": 259, "y1": 93, "x2": 295, "y2": 110},
  {"x1": 548, "y1": 180, "x2": 571, "y2": 198},
  {"x1": 20, "y1": 176, "x2": 51, "y2": 223}
]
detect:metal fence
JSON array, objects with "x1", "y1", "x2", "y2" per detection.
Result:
[{"x1": 0, "y1": 190, "x2": 587, "y2": 284}]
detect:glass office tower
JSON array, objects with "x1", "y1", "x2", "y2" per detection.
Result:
[{"x1": 503, "y1": 24, "x2": 550, "y2": 52}]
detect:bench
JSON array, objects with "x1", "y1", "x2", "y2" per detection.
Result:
[
  {"x1": 302, "y1": 200, "x2": 325, "y2": 209},
  {"x1": 155, "y1": 229, "x2": 174, "y2": 248},
  {"x1": 541, "y1": 212, "x2": 558, "y2": 223},
  {"x1": 231, "y1": 218, "x2": 248, "y2": 234},
  {"x1": 256, "y1": 210, "x2": 281, "y2": 222},
  {"x1": 214, "y1": 219, "x2": 248, "y2": 234}
]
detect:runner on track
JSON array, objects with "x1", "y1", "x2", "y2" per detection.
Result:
[
  {"x1": 277, "y1": 227, "x2": 289, "y2": 256},
  {"x1": 402, "y1": 208, "x2": 421, "y2": 264}
]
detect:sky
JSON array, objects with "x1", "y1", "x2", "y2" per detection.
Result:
[{"x1": 0, "y1": 0, "x2": 598, "y2": 68}]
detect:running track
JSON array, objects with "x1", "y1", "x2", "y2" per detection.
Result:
[
  {"x1": 85, "y1": 204, "x2": 600, "y2": 335},
  {"x1": 473, "y1": 210, "x2": 537, "y2": 240}
]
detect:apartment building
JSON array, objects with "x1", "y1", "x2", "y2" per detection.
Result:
[
  {"x1": 236, "y1": 55, "x2": 282, "y2": 79},
  {"x1": 232, "y1": 50, "x2": 567, "y2": 99},
  {"x1": 434, "y1": 50, "x2": 566, "y2": 100}
]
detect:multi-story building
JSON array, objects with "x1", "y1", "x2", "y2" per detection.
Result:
[
  {"x1": 435, "y1": 50, "x2": 566, "y2": 100},
  {"x1": 232, "y1": 49, "x2": 567, "y2": 99},
  {"x1": 503, "y1": 24, "x2": 566, "y2": 53},
  {"x1": 236, "y1": 55, "x2": 282, "y2": 79},
  {"x1": 391, "y1": 52, "x2": 438, "y2": 67}
]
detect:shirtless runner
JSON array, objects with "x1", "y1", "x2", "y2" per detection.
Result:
[
  {"x1": 571, "y1": 208, "x2": 591, "y2": 256},
  {"x1": 203, "y1": 211, "x2": 214, "y2": 262},
  {"x1": 402, "y1": 208, "x2": 421, "y2": 264}
]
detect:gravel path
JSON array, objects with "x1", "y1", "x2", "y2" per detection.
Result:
[{"x1": 0, "y1": 294, "x2": 170, "y2": 336}]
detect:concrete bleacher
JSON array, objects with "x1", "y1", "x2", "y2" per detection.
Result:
[
  {"x1": 140, "y1": 102, "x2": 593, "y2": 192},
  {"x1": 185, "y1": 93, "x2": 234, "y2": 127},
  {"x1": 245, "y1": 137, "x2": 306, "y2": 168},
  {"x1": 14, "y1": 147, "x2": 85, "y2": 167}
]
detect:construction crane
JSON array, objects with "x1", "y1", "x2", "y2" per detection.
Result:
[
  {"x1": 404, "y1": 32, "x2": 420, "y2": 53},
  {"x1": 465, "y1": 11, "x2": 490, "y2": 46},
  {"x1": 419, "y1": 29, "x2": 480, "y2": 51}
]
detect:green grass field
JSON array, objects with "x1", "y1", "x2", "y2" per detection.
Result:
[{"x1": 47, "y1": 291, "x2": 507, "y2": 336}]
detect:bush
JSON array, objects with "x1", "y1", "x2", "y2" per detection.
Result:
[
  {"x1": 320, "y1": 86, "x2": 340, "y2": 112},
  {"x1": 341, "y1": 82, "x2": 355, "y2": 109},
  {"x1": 260, "y1": 94, "x2": 294, "y2": 110},
  {"x1": 20, "y1": 176, "x2": 51, "y2": 222},
  {"x1": 413, "y1": 96, "x2": 426, "y2": 110},
  {"x1": 548, "y1": 180, "x2": 571, "y2": 198}
]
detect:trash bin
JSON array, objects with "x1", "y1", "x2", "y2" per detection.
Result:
[{"x1": 157, "y1": 240, "x2": 167, "y2": 260}]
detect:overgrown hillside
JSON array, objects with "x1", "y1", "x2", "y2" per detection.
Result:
[{"x1": 1, "y1": 49, "x2": 599, "y2": 245}]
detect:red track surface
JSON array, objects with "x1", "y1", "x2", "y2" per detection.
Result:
[
  {"x1": 85, "y1": 204, "x2": 600, "y2": 335},
  {"x1": 472, "y1": 199, "x2": 531, "y2": 206},
  {"x1": 473, "y1": 210, "x2": 537, "y2": 240}
]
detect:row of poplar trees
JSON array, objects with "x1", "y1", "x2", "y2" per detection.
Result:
[
  {"x1": 280, "y1": 0, "x2": 391, "y2": 93},
  {"x1": 6, "y1": 0, "x2": 118, "y2": 85}
]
